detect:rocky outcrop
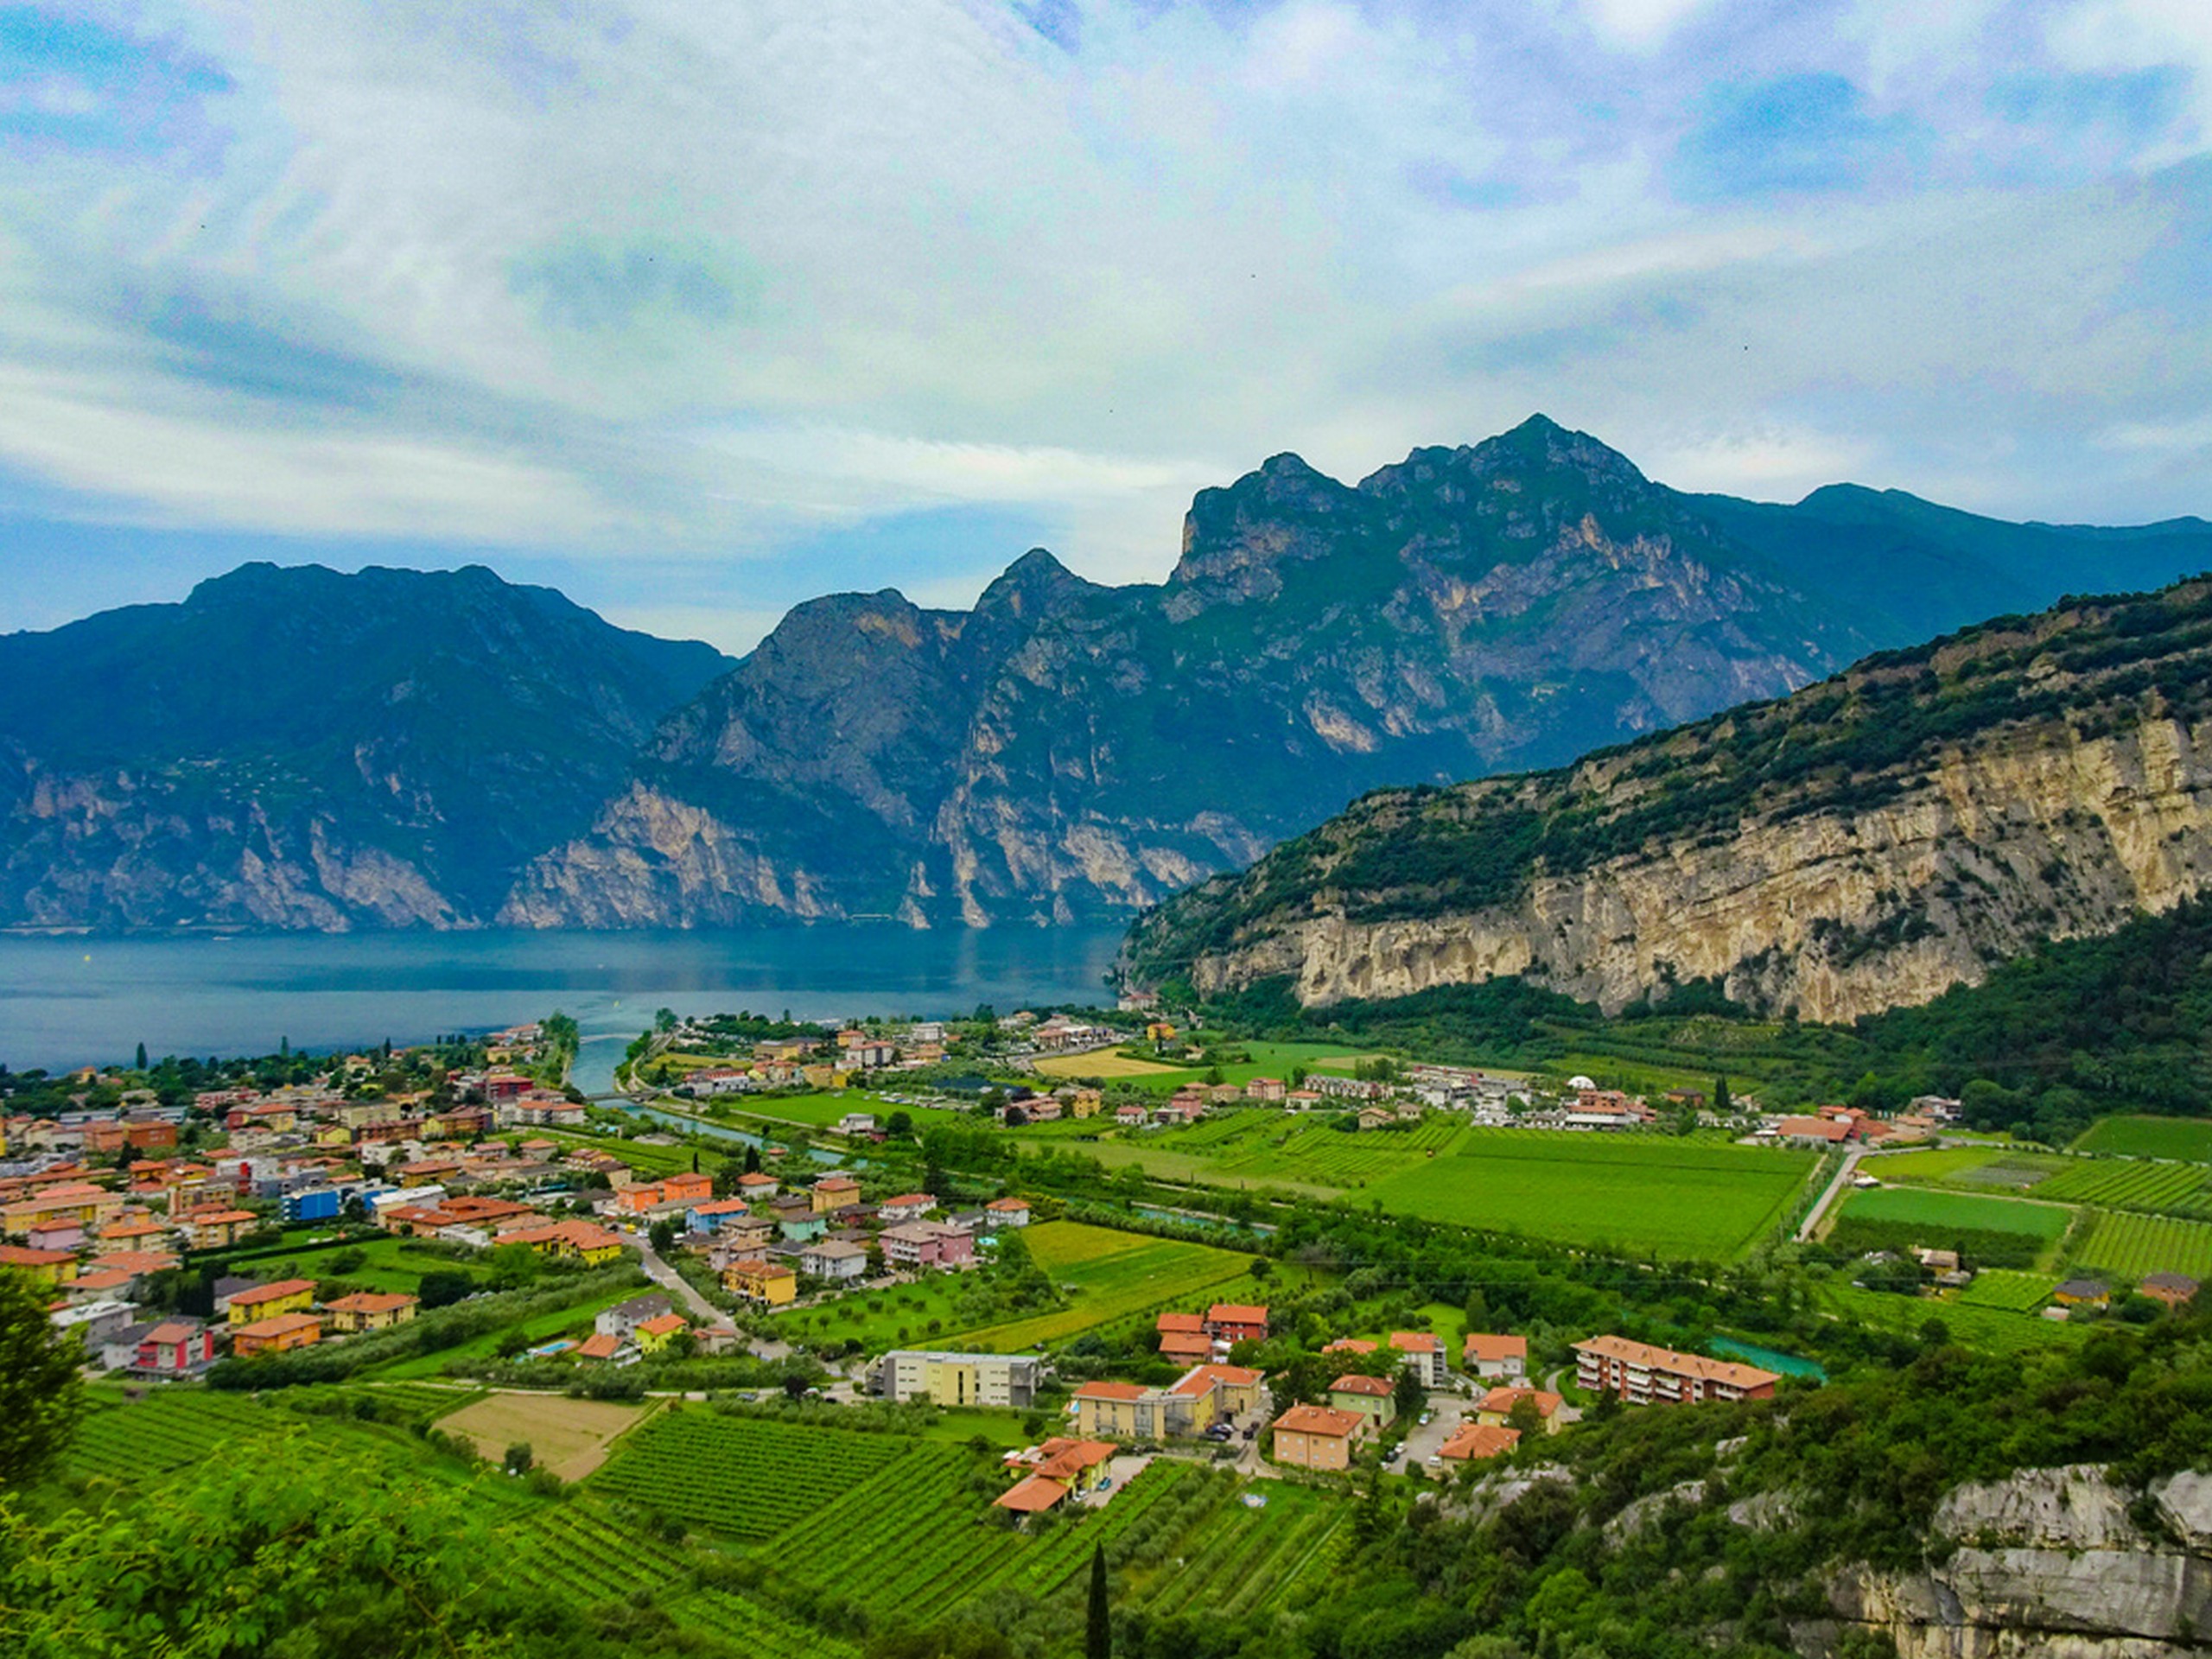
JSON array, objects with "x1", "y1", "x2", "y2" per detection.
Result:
[
  {"x1": 1820, "y1": 1465, "x2": 2212, "y2": 1657},
  {"x1": 1127, "y1": 582, "x2": 2212, "y2": 1022}
]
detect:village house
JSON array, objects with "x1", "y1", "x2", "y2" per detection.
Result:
[
  {"x1": 1245, "y1": 1077, "x2": 1287, "y2": 1103},
  {"x1": 233, "y1": 1311, "x2": 324, "y2": 1357},
  {"x1": 0, "y1": 1244, "x2": 78, "y2": 1286},
  {"x1": 1327, "y1": 1372, "x2": 1397, "y2": 1427},
  {"x1": 575, "y1": 1332, "x2": 622, "y2": 1362},
  {"x1": 810, "y1": 1173, "x2": 862, "y2": 1215},
  {"x1": 497, "y1": 1219, "x2": 626, "y2": 1265},
  {"x1": 868, "y1": 1350, "x2": 1043, "y2": 1408},
  {"x1": 1390, "y1": 1331, "x2": 1449, "y2": 1388},
  {"x1": 877, "y1": 1193, "x2": 936, "y2": 1224},
  {"x1": 1477, "y1": 1386, "x2": 1567, "y2": 1433},
  {"x1": 736, "y1": 1172, "x2": 779, "y2": 1201},
  {"x1": 801, "y1": 1238, "x2": 870, "y2": 1281},
  {"x1": 1774, "y1": 1115, "x2": 1855, "y2": 1147},
  {"x1": 2143, "y1": 1273, "x2": 2200, "y2": 1309},
  {"x1": 685, "y1": 1198, "x2": 753, "y2": 1235},
  {"x1": 597, "y1": 1294, "x2": 676, "y2": 1342},
  {"x1": 1573, "y1": 1335, "x2": 1780, "y2": 1405},
  {"x1": 224, "y1": 1278, "x2": 316, "y2": 1326},
  {"x1": 880, "y1": 1222, "x2": 975, "y2": 1270},
  {"x1": 1463, "y1": 1332, "x2": 1529, "y2": 1381},
  {"x1": 1071, "y1": 1363, "x2": 1262, "y2": 1440},
  {"x1": 634, "y1": 1313, "x2": 689, "y2": 1355},
  {"x1": 1205, "y1": 1302, "x2": 1269, "y2": 1344},
  {"x1": 127, "y1": 1319, "x2": 219, "y2": 1378},
  {"x1": 1157, "y1": 1312, "x2": 1216, "y2": 1362},
  {"x1": 723, "y1": 1256, "x2": 798, "y2": 1306},
  {"x1": 616, "y1": 1171, "x2": 715, "y2": 1216},
  {"x1": 1114, "y1": 1103, "x2": 1150, "y2": 1128},
  {"x1": 1440, "y1": 1422, "x2": 1522, "y2": 1462},
  {"x1": 1269, "y1": 1404, "x2": 1366, "y2": 1471},
  {"x1": 2054, "y1": 1278, "x2": 2112, "y2": 1308},
  {"x1": 325, "y1": 1291, "x2": 419, "y2": 1333},
  {"x1": 983, "y1": 1198, "x2": 1032, "y2": 1229}
]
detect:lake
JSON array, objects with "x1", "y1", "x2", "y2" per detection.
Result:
[{"x1": 0, "y1": 925, "x2": 1128, "y2": 1081}]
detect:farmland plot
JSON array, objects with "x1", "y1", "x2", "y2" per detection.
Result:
[
  {"x1": 2072, "y1": 1117, "x2": 2212, "y2": 1160},
  {"x1": 2033, "y1": 1160, "x2": 2212, "y2": 1219},
  {"x1": 589, "y1": 1409, "x2": 907, "y2": 1541},
  {"x1": 2075, "y1": 1211, "x2": 2212, "y2": 1282}
]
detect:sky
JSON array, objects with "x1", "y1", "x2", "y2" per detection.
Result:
[{"x1": 0, "y1": 1, "x2": 2208, "y2": 655}]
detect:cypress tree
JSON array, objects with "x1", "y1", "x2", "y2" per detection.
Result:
[
  {"x1": 1086, "y1": 1543, "x2": 1110, "y2": 1659},
  {"x1": 1713, "y1": 1074, "x2": 1732, "y2": 1114}
]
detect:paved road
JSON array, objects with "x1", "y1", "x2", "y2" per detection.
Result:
[
  {"x1": 629, "y1": 1230, "x2": 792, "y2": 1360},
  {"x1": 1394, "y1": 1397, "x2": 1470, "y2": 1475},
  {"x1": 1796, "y1": 1146, "x2": 1866, "y2": 1242}
]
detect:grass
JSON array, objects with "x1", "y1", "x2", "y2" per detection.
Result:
[
  {"x1": 364, "y1": 1281, "x2": 650, "y2": 1380},
  {"x1": 1056, "y1": 1039, "x2": 1380, "y2": 1096},
  {"x1": 2071, "y1": 1116, "x2": 2212, "y2": 1160},
  {"x1": 1821, "y1": 1281, "x2": 2088, "y2": 1353},
  {"x1": 959, "y1": 1223, "x2": 1255, "y2": 1350},
  {"x1": 1361, "y1": 1129, "x2": 1817, "y2": 1261},
  {"x1": 224, "y1": 1233, "x2": 489, "y2": 1297},
  {"x1": 2073, "y1": 1211, "x2": 2212, "y2": 1282},
  {"x1": 590, "y1": 1408, "x2": 910, "y2": 1541},
  {"x1": 1956, "y1": 1269, "x2": 2056, "y2": 1312},
  {"x1": 1835, "y1": 1185, "x2": 2071, "y2": 1240}
]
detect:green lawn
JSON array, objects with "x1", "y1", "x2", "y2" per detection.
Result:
[
  {"x1": 363, "y1": 1281, "x2": 650, "y2": 1380},
  {"x1": 716, "y1": 1090, "x2": 964, "y2": 1130},
  {"x1": 226, "y1": 1234, "x2": 487, "y2": 1297},
  {"x1": 1835, "y1": 1185, "x2": 2071, "y2": 1240},
  {"x1": 2072, "y1": 1116, "x2": 2212, "y2": 1160},
  {"x1": 1361, "y1": 1129, "x2": 1817, "y2": 1260}
]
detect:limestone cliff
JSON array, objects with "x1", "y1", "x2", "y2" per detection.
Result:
[{"x1": 1123, "y1": 580, "x2": 2212, "y2": 1022}]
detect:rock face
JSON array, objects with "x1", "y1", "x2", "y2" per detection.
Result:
[
  {"x1": 1822, "y1": 1465, "x2": 2212, "y2": 1657},
  {"x1": 0, "y1": 564, "x2": 730, "y2": 930},
  {"x1": 1123, "y1": 580, "x2": 2212, "y2": 1022},
  {"x1": 502, "y1": 417, "x2": 2212, "y2": 931}
]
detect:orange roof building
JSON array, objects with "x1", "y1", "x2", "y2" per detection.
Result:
[{"x1": 1440, "y1": 1423, "x2": 1522, "y2": 1462}]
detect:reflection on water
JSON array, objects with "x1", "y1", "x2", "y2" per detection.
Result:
[{"x1": 0, "y1": 925, "x2": 1127, "y2": 1073}]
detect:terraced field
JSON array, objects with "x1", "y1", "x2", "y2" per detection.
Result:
[
  {"x1": 2073, "y1": 1211, "x2": 2212, "y2": 1282},
  {"x1": 1129, "y1": 1479, "x2": 1347, "y2": 1618}
]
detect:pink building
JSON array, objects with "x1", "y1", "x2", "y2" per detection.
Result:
[{"x1": 135, "y1": 1320, "x2": 217, "y2": 1377}]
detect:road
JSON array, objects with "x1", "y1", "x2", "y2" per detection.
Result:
[
  {"x1": 1795, "y1": 1147, "x2": 1866, "y2": 1242},
  {"x1": 630, "y1": 1230, "x2": 791, "y2": 1361}
]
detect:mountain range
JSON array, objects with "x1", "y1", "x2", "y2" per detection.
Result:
[{"x1": 4, "y1": 415, "x2": 2209, "y2": 933}]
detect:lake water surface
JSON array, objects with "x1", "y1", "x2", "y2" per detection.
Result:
[{"x1": 0, "y1": 925, "x2": 1127, "y2": 1080}]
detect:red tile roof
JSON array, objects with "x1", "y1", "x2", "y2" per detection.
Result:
[
  {"x1": 1463, "y1": 1332, "x2": 1528, "y2": 1363},
  {"x1": 993, "y1": 1473, "x2": 1070, "y2": 1513},
  {"x1": 1330, "y1": 1373, "x2": 1394, "y2": 1396},
  {"x1": 1272, "y1": 1404, "x2": 1363, "y2": 1439},
  {"x1": 1440, "y1": 1423, "x2": 1521, "y2": 1461}
]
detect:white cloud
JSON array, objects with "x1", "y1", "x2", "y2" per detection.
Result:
[{"x1": 1583, "y1": 0, "x2": 1711, "y2": 49}]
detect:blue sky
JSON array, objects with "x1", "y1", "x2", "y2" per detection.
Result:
[{"x1": 0, "y1": 0, "x2": 2207, "y2": 653}]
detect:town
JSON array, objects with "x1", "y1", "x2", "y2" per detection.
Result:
[{"x1": 3, "y1": 1000, "x2": 2206, "y2": 1657}]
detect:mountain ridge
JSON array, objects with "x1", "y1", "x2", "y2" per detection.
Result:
[{"x1": 5, "y1": 416, "x2": 2212, "y2": 932}]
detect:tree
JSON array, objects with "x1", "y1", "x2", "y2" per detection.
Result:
[
  {"x1": 744, "y1": 1144, "x2": 763, "y2": 1175},
  {"x1": 656, "y1": 1007, "x2": 678, "y2": 1033},
  {"x1": 1392, "y1": 1365, "x2": 1425, "y2": 1420},
  {"x1": 1713, "y1": 1074, "x2": 1732, "y2": 1114},
  {"x1": 649, "y1": 1219, "x2": 678, "y2": 1255},
  {"x1": 134, "y1": 1042, "x2": 147, "y2": 1072},
  {"x1": 504, "y1": 1441, "x2": 533, "y2": 1475},
  {"x1": 1085, "y1": 1543, "x2": 1111, "y2": 1659},
  {"x1": 0, "y1": 1268, "x2": 84, "y2": 1485}
]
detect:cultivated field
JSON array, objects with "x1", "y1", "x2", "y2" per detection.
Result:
[
  {"x1": 1363, "y1": 1129, "x2": 1816, "y2": 1260},
  {"x1": 1955, "y1": 1269, "x2": 2056, "y2": 1312},
  {"x1": 2033, "y1": 1160, "x2": 2212, "y2": 1219},
  {"x1": 2074, "y1": 1211, "x2": 2212, "y2": 1282},
  {"x1": 592, "y1": 1409, "x2": 910, "y2": 1541},
  {"x1": 958, "y1": 1221, "x2": 1255, "y2": 1349},
  {"x1": 1822, "y1": 1283, "x2": 2087, "y2": 1353},
  {"x1": 1033, "y1": 1051, "x2": 1186, "y2": 1079},
  {"x1": 2072, "y1": 1116, "x2": 2212, "y2": 1160},
  {"x1": 1835, "y1": 1185, "x2": 2071, "y2": 1240},
  {"x1": 437, "y1": 1391, "x2": 652, "y2": 1480}
]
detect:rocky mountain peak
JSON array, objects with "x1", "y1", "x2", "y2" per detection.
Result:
[
  {"x1": 974, "y1": 547, "x2": 1101, "y2": 623},
  {"x1": 1169, "y1": 453, "x2": 1374, "y2": 605}
]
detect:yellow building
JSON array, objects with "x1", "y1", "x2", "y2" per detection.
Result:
[
  {"x1": 634, "y1": 1313, "x2": 689, "y2": 1354},
  {"x1": 233, "y1": 1312, "x2": 323, "y2": 1357},
  {"x1": 0, "y1": 1245, "x2": 79, "y2": 1286},
  {"x1": 810, "y1": 1174, "x2": 861, "y2": 1215},
  {"x1": 226, "y1": 1278, "x2": 316, "y2": 1325},
  {"x1": 723, "y1": 1257, "x2": 798, "y2": 1306},
  {"x1": 324, "y1": 1291, "x2": 419, "y2": 1333},
  {"x1": 499, "y1": 1221, "x2": 626, "y2": 1265}
]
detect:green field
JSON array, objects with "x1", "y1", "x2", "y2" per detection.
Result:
[
  {"x1": 1821, "y1": 1282, "x2": 2087, "y2": 1353},
  {"x1": 2032, "y1": 1159, "x2": 2212, "y2": 1218},
  {"x1": 1835, "y1": 1185, "x2": 2071, "y2": 1240},
  {"x1": 592, "y1": 1409, "x2": 911, "y2": 1541},
  {"x1": 778, "y1": 1220, "x2": 1254, "y2": 1352},
  {"x1": 1046, "y1": 1039, "x2": 1380, "y2": 1096},
  {"x1": 2074, "y1": 1211, "x2": 2212, "y2": 1282},
  {"x1": 1361, "y1": 1130, "x2": 1817, "y2": 1260},
  {"x1": 958, "y1": 1221, "x2": 1255, "y2": 1349},
  {"x1": 2072, "y1": 1116, "x2": 2212, "y2": 1160},
  {"x1": 226, "y1": 1233, "x2": 489, "y2": 1297},
  {"x1": 1956, "y1": 1269, "x2": 2056, "y2": 1312},
  {"x1": 718, "y1": 1090, "x2": 964, "y2": 1130}
]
